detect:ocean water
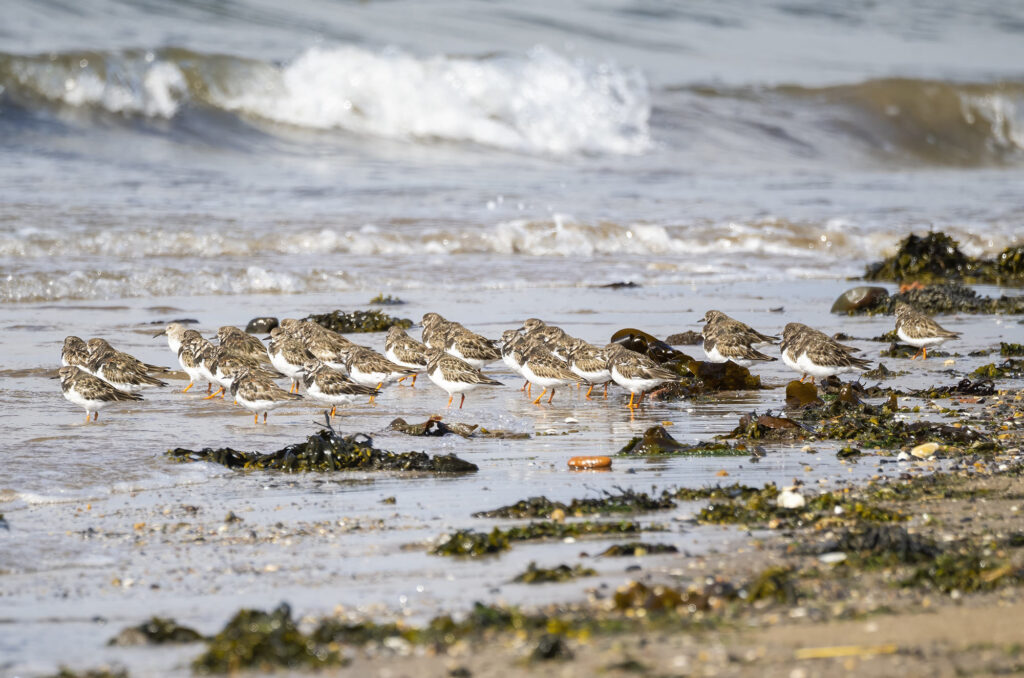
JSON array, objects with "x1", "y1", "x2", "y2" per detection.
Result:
[{"x1": 1, "y1": 2, "x2": 1023, "y2": 675}]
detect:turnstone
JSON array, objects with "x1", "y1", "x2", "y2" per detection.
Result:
[
  {"x1": 780, "y1": 323, "x2": 871, "y2": 383},
  {"x1": 216, "y1": 326, "x2": 269, "y2": 363},
  {"x1": 421, "y1": 312, "x2": 455, "y2": 349},
  {"x1": 58, "y1": 366, "x2": 142, "y2": 422},
  {"x1": 444, "y1": 327, "x2": 501, "y2": 369},
  {"x1": 276, "y1": 322, "x2": 354, "y2": 372},
  {"x1": 424, "y1": 348, "x2": 502, "y2": 409},
  {"x1": 520, "y1": 345, "x2": 580, "y2": 405},
  {"x1": 86, "y1": 338, "x2": 169, "y2": 375},
  {"x1": 300, "y1": 360, "x2": 379, "y2": 417},
  {"x1": 702, "y1": 328, "x2": 777, "y2": 367},
  {"x1": 229, "y1": 368, "x2": 303, "y2": 425},
  {"x1": 500, "y1": 329, "x2": 528, "y2": 385},
  {"x1": 61, "y1": 336, "x2": 93, "y2": 372},
  {"x1": 210, "y1": 350, "x2": 279, "y2": 399},
  {"x1": 700, "y1": 310, "x2": 779, "y2": 349},
  {"x1": 606, "y1": 343, "x2": 681, "y2": 409},
  {"x1": 343, "y1": 346, "x2": 417, "y2": 399},
  {"x1": 267, "y1": 337, "x2": 315, "y2": 393},
  {"x1": 894, "y1": 303, "x2": 960, "y2": 360},
  {"x1": 520, "y1": 318, "x2": 569, "y2": 346},
  {"x1": 176, "y1": 332, "x2": 215, "y2": 393},
  {"x1": 154, "y1": 323, "x2": 191, "y2": 357},
  {"x1": 384, "y1": 326, "x2": 429, "y2": 386},
  {"x1": 564, "y1": 340, "x2": 613, "y2": 398},
  {"x1": 88, "y1": 352, "x2": 168, "y2": 393}
]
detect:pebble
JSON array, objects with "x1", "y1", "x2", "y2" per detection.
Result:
[
  {"x1": 777, "y1": 487, "x2": 805, "y2": 509},
  {"x1": 911, "y1": 442, "x2": 939, "y2": 459},
  {"x1": 897, "y1": 452, "x2": 911, "y2": 461},
  {"x1": 819, "y1": 552, "x2": 847, "y2": 564}
]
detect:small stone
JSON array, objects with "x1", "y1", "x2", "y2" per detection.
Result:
[
  {"x1": 944, "y1": 359, "x2": 956, "y2": 366},
  {"x1": 819, "y1": 552, "x2": 847, "y2": 565},
  {"x1": 777, "y1": 487, "x2": 805, "y2": 509},
  {"x1": 550, "y1": 508, "x2": 566, "y2": 523},
  {"x1": 245, "y1": 316, "x2": 279, "y2": 334},
  {"x1": 897, "y1": 451, "x2": 912, "y2": 461},
  {"x1": 910, "y1": 442, "x2": 940, "y2": 459}
]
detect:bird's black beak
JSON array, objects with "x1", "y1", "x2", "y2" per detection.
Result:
[{"x1": 153, "y1": 330, "x2": 166, "y2": 338}]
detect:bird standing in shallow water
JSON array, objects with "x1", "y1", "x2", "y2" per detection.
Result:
[
  {"x1": 425, "y1": 348, "x2": 502, "y2": 409},
  {"x1": 894, "y1": 303, "x2": 960, "y2": 360},
  {"x1": 58, "y1": 366, "x2": 142, "y2": 422}
]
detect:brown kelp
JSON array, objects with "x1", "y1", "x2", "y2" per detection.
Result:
[{"x1": 168, "y1": 429, "x2": 478, "y2": 473}]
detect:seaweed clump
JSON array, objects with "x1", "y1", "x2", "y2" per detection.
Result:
[
  {"x1": 368, "y1": 293, "x2": 406, "y2": 305},
  {"x1": 864, "y1": 232, "x2": 1024, "y2": 287},
  {"x1": 168, "y1": 429, "x2": 477, "y2": 474},
  {"x1": 802, "y1": 525, "x2": 941, "y2": 567},
  {"x1": 513, "y1": 562, "x2": 597, "y2": 583},
  {"x1": 193, "y1": 604, "x2": 344, "y2": 674},
  {"x1": 697, "y1": 484, "x2": 906, "y2": 529},
  {"x1": 1002, "y1": 343, "x2": 1024, "y2": 357},
  {"x1": 475, "y1": 488, "x2": 675, "y2": 519},
  {"x1": 599, "y1": 542, "x2": 679, "y2": 557},
  {"x1": 972, "y1": 359, "x2": 1024, "y2": 380},
  {"x1": 619, "y1": 425, "x2": 746, "y2": 456},
  {"x1": 108, "y1": 617, "x2": 203, "y2": 646},
  {"x1": 432, "y1": 521, "x2": 645, "y2": 557},
  {"x1": 304, "y1": 309, "x2": 412, "y2": 333}
]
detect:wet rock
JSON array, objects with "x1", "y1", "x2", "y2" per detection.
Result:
[
  {"x1": 726, "y1": 413, "x2": 806, "y2": 441},
  {"x1": 305, "y1": 309, "x2": 412, "y2": 333},
  {"x1": 776, "y1": 488, "x2": 805, "y2": 509},
  {"x1": 785, "y1": 380, "x2": 822, "y2": 408},
  {"x1": 830, "y1": 286, "x2": 889, "y2": 313},
  {"x1": 108, "y1": 617, "x2": 203, "y2": 646},
  {"x1": 168, "y1": 429, "x2": 478, "y2": 474},
  {"x1": 910, "y1": 442, "x2": 940, "y2": 459},
  {"x1": 665, "y1": 330, "x2": 703, "y2": 346},
  {"x1": 245, "y1": 317, "x2": 278, "y2": 334},
  {"x1": 863, "y1": 362, "x2": 894, "y2": 379},
  {"x1": 618, "y1": 425, "x2": 743, "y2": 456},
  {"x1": 849, "y1": 281, "x2": 1024, "y2": 316}
]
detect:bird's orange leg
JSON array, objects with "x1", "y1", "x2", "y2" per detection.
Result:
[
  {"x1": 446, "y1": 395, "x2": 454, "y2": 409},
  {"x1": 206, "y1": 383, "x2": 212, "y2": 394},
  {"x1": 397, "y1": 375, "x2": 408, "y2": 384},
  {"x1": 182, "y1": 382, "x2": 194, "y2": 393},
  {"x1": 603, "y1": 382, "x2": 609, "y2": 398},
  {"x1": 263, "y1": 412, "x2": 267, "y2": 423},
  {"x1": 799, "y1": 375, "x2": 806, "y2": 383},
  {"x1": 548, "y1": 388, "x2": 555, "y2": 404},
  {"x1": 585, "y1": 384, "x2": 594, "y2": 399},
  {"x1": 376, "y1": 382, "x2": 383, "y2": 390},
  {"x1": 459, "y1": 394, "x2": 466, "y2": 409},
  {"x1": 410, "y1": 374, "x2": 417, "y2": 387},
  {"x1": 520, "y1": 380, "x2": 528, "y2": 392},
  {"x1": 532, "y1": 388, "x2": 546, "y2": 405},
  {"x1": 627, "y1": 392, "x2": 635, "y2": 409},
  {"x1": 922, "y1": 347, "x2": 928, "y2": 360},
  {"x1": 330, "y1": 405, "x2": 336, "y2": 418},
  {"x1": 254, "y1": 413, "x2": 259, "y2": 424},
  {"x1": 85, "y1": 412, "x2": 91, "y2": 422},
  {"x1": 204, "y1": 387, "x2": 224, "y2": 400}
]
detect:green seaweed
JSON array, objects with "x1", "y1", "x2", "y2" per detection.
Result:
[
  {"x1": 902, "y1": 550, "x2": 1020, "y2": 593},
  {"x1": 531, "y1": 634, "x2": 573, "y2": 661},
  {"x1": 168, "y1": 429, "x2": 478, "y2": 474},
  {"x1": 304, "y1": 309, "x2": 412, "y2": 333},
  {"x1": 697, "y1": 485, "x2": 905, "y2": 529},
  {"x1": 972, "y1": 359, "x2": 1024, "y2": 380},
  {"x1": 193, "y1": 604, "x2": 343, "y2": 674},
  {"x1": 108, "y1": 617, "x2": 203, "y2": 646},
  {"x1": 513, "y1": 562, "x2": 597, "y2": 583},
  {"x1": 432, "y1": 521, "x2": 646, "y2": 557},
  {"x1": 47, "y1": 670, "x2": 128, "y2": 678},
  {"x1": 804, "y1": 525, "x2": 941, "y2": 568},
  {"x1": 1001, "y1": 343, "x2": 1024, "y2": 357},
  {"x1": 388, "y1": 417, "x2": 528, "y2": 439}
]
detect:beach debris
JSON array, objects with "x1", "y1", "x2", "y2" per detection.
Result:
[
  {"x1": 512, "y1": 562, "x2": 596, "y2": 584},
  {"x1": 304, "y1": 309, "x2": 412, "y2": 334},
  {"x1": 743, "y1": 566, "x2": 798, "y2": 604},
  {"x1": 567, "y1": 455, "x2": 612, "y2": 470},
  {"x1": 530, "y1": 634, "x2": 573, "y2": 661},
  {"x1": 617, "y1": 425, "x2": 745, "y2": 456},
  {"x1": 108, "y1": 617, "x2": 203, "y2": 646},
  {"x1": 167, "y1": 429, "x2": 478, "y2": 473}
]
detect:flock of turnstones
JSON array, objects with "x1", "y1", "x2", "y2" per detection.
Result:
[{"x1": 57, "y1": 302, "x2": 960, "y2": 423}]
